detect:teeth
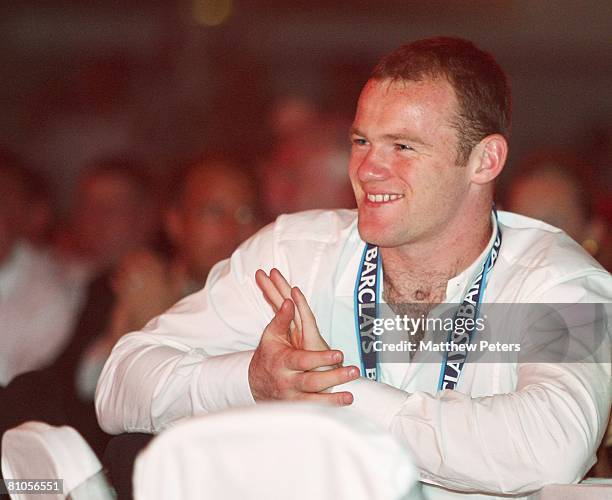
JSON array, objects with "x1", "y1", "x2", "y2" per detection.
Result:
[{"x1": 366, "y1": 193, "x2": 404, "y2": 203}]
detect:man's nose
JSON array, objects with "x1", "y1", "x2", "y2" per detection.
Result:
[{"x1": 356, "y1": 149, "x2": 390, "y2": 183}]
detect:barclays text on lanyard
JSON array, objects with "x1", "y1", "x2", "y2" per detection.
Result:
[{"x1": 353, "y1": 212, "x2": 502, "y2": 391}]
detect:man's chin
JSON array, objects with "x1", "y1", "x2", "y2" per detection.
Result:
[{"x1": 357, "y1": 222, "x2": 391, "y2": 247}]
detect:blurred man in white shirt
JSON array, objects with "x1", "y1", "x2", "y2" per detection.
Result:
[{"x1": 0, "y1": 152, "x2": 81, "y2": 385}]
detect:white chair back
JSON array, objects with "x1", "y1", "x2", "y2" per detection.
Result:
[
  {"x1": 1, "y1": 421, "x2": 114, "y2": 500},
  {"x1": 133, "y1": 402, "x2": 423, "y2": 500}
]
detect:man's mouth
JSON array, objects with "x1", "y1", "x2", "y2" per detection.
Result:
[{"x1": 365, "y1": 193, "x2": 405, "y2": 203}]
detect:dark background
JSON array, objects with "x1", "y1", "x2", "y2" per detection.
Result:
[{"x1": 1, "y1": 0, "x2": 610, "y2": 209}]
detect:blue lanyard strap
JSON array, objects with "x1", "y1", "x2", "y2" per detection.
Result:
[
  {"x1": 437, "y1": 220, "x2": 502, "y2": 390},
  {"x1": 353, "y1": 211, "x2": 502, "y2": 389},
  {"x1": 353, "y1": 244, "x2": 381, "y2": 380}
]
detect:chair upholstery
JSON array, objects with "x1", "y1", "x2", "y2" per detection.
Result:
[
  {"x1": 133, "y1": 402, "x2": 423, "y2": 500},
  {"x1": 1, "y1": 421, "x2": 114, "y2": 500}
]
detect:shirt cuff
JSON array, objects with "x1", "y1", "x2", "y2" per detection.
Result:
[
  {"x1": 196, "y1": 350, "x2": 256, "y2": 412},
  {"x1": 333, "y1": 377, "x2": 409, "y2": 429}
]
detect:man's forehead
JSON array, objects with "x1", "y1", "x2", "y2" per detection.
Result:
[
  {"x1": 359, "y1": 76, "x2": 456, "y2": 104},
  {"x1": 352, "y1": 77, "x2": 459, "y2": 135}
]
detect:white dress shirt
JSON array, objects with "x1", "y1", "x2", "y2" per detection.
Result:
[
  {"x1": 96, "y1": 210, "x2": 611, "y2": 499},
  {"x1": 0, "y1": 242, "x2": 83, "y2": 385}
]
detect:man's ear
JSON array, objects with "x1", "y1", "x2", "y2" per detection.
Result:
[{"x1": 468, "y1": 134, "x2": 508, "y2": 185}]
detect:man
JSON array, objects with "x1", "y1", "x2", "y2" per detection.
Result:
[
  {"x1": 0, "y1": 157, "x2": 159, "y2": 464},
  {"x1": 91, "y1": 158, "x2": 261, "y2": 495},
  {"x1": 504, "y1": 149, "x2": 608, "y2": 268},
  {"x1": 0, "y1": 152, "x2": 82, "y2": 385},
  {"x1": 96, "y1": 38, "x2": 611, "y2": 498},
  {"x1": 53, "y1": 158, "x2": 157, "y2": 282},
  {"x1": 78, "y1": 156, "x2": 260, "y2": 399},
  {"x1": 259, "y1": 116, "x2": 355, "y2": 221}
]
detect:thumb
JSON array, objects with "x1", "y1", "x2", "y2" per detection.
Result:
[{"x1": 266, "y1": 298, "x2": 295, "y2": 340}]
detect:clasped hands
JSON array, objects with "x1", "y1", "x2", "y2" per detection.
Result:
[{"x1": 248, "y1": 268, "x2": 360, "y2": 406}]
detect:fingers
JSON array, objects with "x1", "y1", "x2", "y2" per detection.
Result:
[
  {"x1": 256, "y1": 269, "x2": 302, "y2": 347},
  {"x1": 296, "y1": 391, "x2": 354, "y2": 407},
  {"x1": 255, "y1": 269, "x2": 284, "y2": 311},
  {"x1": 255, "y1": 268, "x2": 294, "y2": 310},
  {"x1": 270, "y1": 269, "x2": 303, "y2": 331},
  {"x1": 265, "y1": 298, "x2": 295, "y2": 341},
  {"x1": 253, "y1": 302, "x2": 356, "y2": 403},
  {"x1": 290, "y1": 286, "x2": 314, "y2": 325},
  {"x1": 269, "y1": 268, "x2": 292, "y2": 297},
  {"x1": 295, "y1": 365, "x2": 360, "y2": 393},
  {"x1": 291, "y1": 286, "x2": 329, "y2": 351},
  {"x1": 285, "y1": 348, "x2": 343, "y2": 371}
]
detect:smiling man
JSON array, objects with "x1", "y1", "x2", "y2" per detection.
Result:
[{"x1": 96, "y1": 38, "x2": 611, "y2": 499}]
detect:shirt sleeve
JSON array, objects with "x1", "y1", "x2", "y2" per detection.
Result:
[
  {"x1": 95, "y1": 226, "x2": 278, "y2": 434},
  {"x1": 336, "y1": 273, "x2": 612, "y2": 495},
  {"x1": 95, "y1": 210, "x2": 353, "y2": 434}
]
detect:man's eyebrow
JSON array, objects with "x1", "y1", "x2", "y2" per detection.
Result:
[
  {"x1": 382, "y1": 133, "x2": 432, "y2": 148},
  {"x1": 349, "y1": 128, "x2": 433, "y2": 149}
]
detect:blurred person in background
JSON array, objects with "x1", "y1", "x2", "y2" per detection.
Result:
[
  {"x1": 0, "y1": 153, "x2": 260, "y2": 460},
  {"x1": 0, "y1": 150, "x2": 81, "y2": 386},
  {"x1": 584, "y1": 126, "x2": 612, "y2": 272},
  {"x1": 267, "y1": 94, "x2": 320, "y2": 144},
  {"x1": 76, "y1": 155, "x2": 261, "y2": 400},
  {"x1": 52, "y1": 157, "x2": 158, "y2": 284},
  {"x1": 504, "y1": 150, "x2": 608, "y2": 269},
  {"x1": 44, "y1": 158, "x2": 158, "y2": 405},
  {"x1": 0, "y1": 156, "x2": 158, "y2": 459},
  {"x1": 259, "y1": 109, "x2": 355, "y2": 221},
  {"x1": 97, "y1": 156, "x2": 261, "y2": 487},
  {"x1": 20, "y1": 169, "x2": 56, "y2": 249}
]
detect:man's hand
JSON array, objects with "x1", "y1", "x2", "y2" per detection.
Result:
[
  {"x1": 255, "y1": 268, "x2": 329, "y2": 351},
  {"x1": 248, "y1": 297, "x2": 359, "y2": 405}
]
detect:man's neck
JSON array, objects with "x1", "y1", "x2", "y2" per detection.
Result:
[{"x1": 381, "y1": 201, "x2": 493, "y2": 302}]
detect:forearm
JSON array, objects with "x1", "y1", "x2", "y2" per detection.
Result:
[
  {"x1": 95, "y1": 334, "x2": 255, "y2": 434},
  {"x1": 338, "y1": 362, "x2": 610, "y2": 495}
]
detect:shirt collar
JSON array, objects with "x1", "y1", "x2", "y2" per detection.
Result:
[
  {"x1": 337, "y1": 212, "x2": 499, "y2": 302},
  {"x1": 445, "y1": 211, "x2": 498, "y2": 302},
  {"x1": 336, "y1": 213, "x2": 498, "y2": 302}
]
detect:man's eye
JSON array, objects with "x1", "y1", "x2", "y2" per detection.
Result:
[
  {"x1": 352, "y1": 138, "x2": 367, "y2": 146},
  {"x1": 395, "y1": 143, "x2": 413, "y2": 152}
]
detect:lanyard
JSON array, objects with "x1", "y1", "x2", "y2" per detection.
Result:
[{"x1": 353, "y1": 212, "x2": 502, "y2": 390}]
